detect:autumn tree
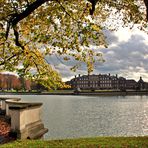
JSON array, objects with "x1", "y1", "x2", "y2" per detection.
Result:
[{"x1": 0, "y1": 0, "x2": 147, "y2": 89}]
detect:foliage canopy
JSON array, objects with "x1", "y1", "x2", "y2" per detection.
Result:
[{"x1": 0, "y1": 0, "x2": 147, "y2": 89}]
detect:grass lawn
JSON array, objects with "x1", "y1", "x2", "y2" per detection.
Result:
[{"x1": 1, "y1": 137, "x2": 148, "y2": 148}]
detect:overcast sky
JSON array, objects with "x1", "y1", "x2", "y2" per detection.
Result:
[
  {"x1": 2, "y1": 27, "x2": 147, "y2": 82},
  {"x1": 48, "y1": 27, "x2": 148, "y2": 82}
]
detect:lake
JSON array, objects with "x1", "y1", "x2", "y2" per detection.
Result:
[{"x1": 0, "y1": 95, "x2": 148, "y2": 139}]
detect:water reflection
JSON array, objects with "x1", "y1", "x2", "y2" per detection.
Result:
[{"x1": 0, "y1": 95, "x2": 148, "y2": 139}]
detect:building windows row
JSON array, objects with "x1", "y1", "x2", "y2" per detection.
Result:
[{"x1": 68, "y1": 74, "x2": 148, "y2": 90}]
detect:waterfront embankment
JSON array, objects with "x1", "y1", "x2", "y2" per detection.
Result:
[
  {"x1": 74, "y1": 90, "x2": 148, "y2": 96},
  {"x1": 0, "y1": 90, "x2": 148, "y2": 96}
]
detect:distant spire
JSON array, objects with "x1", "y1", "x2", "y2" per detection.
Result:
[
  {"x1": 138, "y1": 76, "x2": 144, "y2": 83},
  {"x1": 116, "y1": 74, "x2": 118, "y2": 78}
]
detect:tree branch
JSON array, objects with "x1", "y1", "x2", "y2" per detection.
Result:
[
  {"x1": 11, "y1": 0, "x2": 50, "y2": 25},
  {"x1": 144, "y1": 0, "x2": 148, "y2": 21},
  {"x1": 6, "y1": 0, "x2": 52, "y2": 51},
  {"x1": 12, "y1": 25, "x2": 25, "y2": 50},
  {"x1": 0, "y1": 51, "x2": 23, "y2": 66},
  {"x1": 87, "y1": 0, "x2": 98, "y2": 15}
]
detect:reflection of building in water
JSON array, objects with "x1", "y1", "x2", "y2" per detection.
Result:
[{"x1": 66, "y1": 74, "x2": 148, "y2": 91}]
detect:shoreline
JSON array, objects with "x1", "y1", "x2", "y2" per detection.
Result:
[{"x1": 0, "y1": 90, "x2": 148, "y2": 96}]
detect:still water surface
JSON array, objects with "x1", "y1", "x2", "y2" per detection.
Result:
[{"x1": 1, "y1": 95, "x2": 148, "y2": 139}]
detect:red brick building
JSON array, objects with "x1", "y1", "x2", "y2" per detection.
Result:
[{"x1": 0, "y1": 73, "x2": 31, "y2": 91}]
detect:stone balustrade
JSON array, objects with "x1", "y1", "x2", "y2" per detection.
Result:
[
  {"x1": 0, "y1": 97, "x2": 21, "y2": 112},
  {"x1": 0, "y1": 97, "x2": 48, "y2": 139}
]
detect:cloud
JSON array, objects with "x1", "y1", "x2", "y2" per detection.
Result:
[
  {"x1": 46, "y1": 27, "x2": 148, "y2": 82},
  {"x1": 94, "y1": 28, "x2": 148, "y2": 81}
]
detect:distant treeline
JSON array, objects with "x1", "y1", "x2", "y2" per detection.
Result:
[{"x1": 0, "y1": 73, "x2": 46, "y2": 91}]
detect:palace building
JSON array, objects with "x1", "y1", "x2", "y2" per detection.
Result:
[{"x1": 66, "y1": 74, "x2": 148, "y2": 91}]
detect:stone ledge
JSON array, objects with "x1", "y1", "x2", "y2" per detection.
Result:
[
  {"x1": 6, "y1": 101, "x2": 42, "y2": 109},
  {"x1": 0, "y1": 97, "x2": 21, "y2": 101}
]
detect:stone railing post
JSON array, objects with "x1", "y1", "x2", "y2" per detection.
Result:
[
  {"x1": 0, "y1": 97, "x2": 21, "y2": 112},
  {"x1": 6, "y1": 101, "x2": 48, "y2": 139},
  {"x1": 0, "y1": 97, "x2": 48, "y2": 139}
]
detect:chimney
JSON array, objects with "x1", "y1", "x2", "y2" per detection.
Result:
[
  {"x1": 79, "y1": 74, "x2": 80, "y2": 77},
  {"x1": 116, "y1": 74, "x2": 118, "y2": 78}
]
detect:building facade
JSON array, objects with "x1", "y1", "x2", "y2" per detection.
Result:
[{"x1": 66, "y1": 74, "x2": 148, "y2": 91}]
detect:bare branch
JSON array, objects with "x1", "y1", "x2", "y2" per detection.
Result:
[
  {"x1": 13, "y1": 25, "x2": 24, "y2": 50},
  {"x1": 11, "y1": 0, "x2": 50, "y2": 25},
  {"x1": 6, "y1": 0, "x2": 51, "y2": 51},
  {"x1": 144, "y1": 0, "x2": 148, "y2": 20},
  {"x1": 0, "y1": 51, "x2": 23, "y2": 66}
]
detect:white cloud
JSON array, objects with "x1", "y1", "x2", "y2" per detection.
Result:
[
  {"x1": 114, "y1": 27, "x2": 132, "y2": 42},
  {"x1": 40, "y1": 25, "x2": 148, "y2": 82},
  {"x1": 52, "y1": 27, "x2": 148, "y2": 82},
  {"x1": 95, "y1": 27, "x2": 148, "y2": 81}
]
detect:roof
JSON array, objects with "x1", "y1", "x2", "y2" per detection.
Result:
[{"x1": 126, "y1": 79, "x2": 137, "y2": 83}]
